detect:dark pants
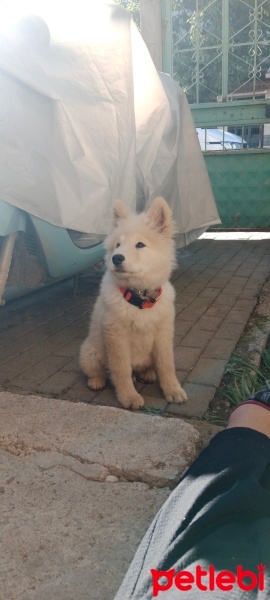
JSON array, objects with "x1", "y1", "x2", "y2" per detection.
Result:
[{"x1": 114, "y1": 428, "x2": 270, "y2": 599}]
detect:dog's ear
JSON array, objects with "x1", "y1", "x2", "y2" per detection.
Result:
[
  {"x1": 145, "y1": 197, "x2": 174, "y2": 237},
  {"x1": 112, "y1": 200, "x2": 130, "y2": 226}
]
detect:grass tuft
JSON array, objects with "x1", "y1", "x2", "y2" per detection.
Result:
[{"x1": 222, "y1": 348, "x2": 270, "y2": 406}]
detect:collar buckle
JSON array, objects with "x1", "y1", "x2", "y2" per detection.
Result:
[{"x1": 120, "y1": 287, "x2": 162, "y2": 309}]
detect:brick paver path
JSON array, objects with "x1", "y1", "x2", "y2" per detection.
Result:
[{"x1": 1, "y1": 232, "x2": 270, "y2": 418}]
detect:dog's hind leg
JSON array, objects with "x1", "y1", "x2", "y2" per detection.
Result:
[
  {"x1": 79, "y1": 339, "x2": 106, "y2": 390},
  {"x1": 136, "y1": 369, "x2": 157, "y2": 384}
]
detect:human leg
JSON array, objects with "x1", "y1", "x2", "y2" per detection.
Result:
[{"x1": 114, "y1": 401, "x2": 270, "y2": 599}]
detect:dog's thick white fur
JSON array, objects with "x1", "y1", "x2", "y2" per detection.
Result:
[{"x1": 79, "y1": 197, "x2": 187, "y2": 409}]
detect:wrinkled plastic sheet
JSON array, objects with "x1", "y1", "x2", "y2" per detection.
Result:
[{"x1": 0, "y1": 0, "x2": 220, "y2": 245}]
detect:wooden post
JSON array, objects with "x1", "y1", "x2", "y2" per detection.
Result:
[
  {"x1": 140, "y1": 0, "x2": 162, "y2": 71},
  {"x1": 160, "y1": 0, "x2": 172, "y2": 75}
]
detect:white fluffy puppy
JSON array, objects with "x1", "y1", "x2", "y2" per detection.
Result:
[{"x1": 79, "y1": 197, "x2": 187, "y2": 409}]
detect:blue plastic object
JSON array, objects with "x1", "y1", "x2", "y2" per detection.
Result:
[{"x1": 30, "y1": 214, "x2": 105, "y2": 279}]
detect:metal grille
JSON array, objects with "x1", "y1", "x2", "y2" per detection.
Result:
[
  {"x1": 173, "y1": 0, "x2": 270, "y2": 104},
  {"x1": 23, "y1": 232, "x2": 39, "y2": 256}
]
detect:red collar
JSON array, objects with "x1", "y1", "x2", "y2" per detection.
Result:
[{"x1": 119, "y1": 287, "x2": 162, "y2": 309}]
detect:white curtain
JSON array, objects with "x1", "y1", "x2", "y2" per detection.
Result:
[{"x1": 0, "y1": 0, "x2": 220, "y2": 244}]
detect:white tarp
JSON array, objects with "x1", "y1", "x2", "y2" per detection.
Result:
[{"x1": 0, "y1": 0, "x2": 220, "y2": 244}]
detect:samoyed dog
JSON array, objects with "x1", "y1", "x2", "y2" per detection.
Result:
[{"x1": 79, "y1": 197, "x2": 187, "y2": 409}]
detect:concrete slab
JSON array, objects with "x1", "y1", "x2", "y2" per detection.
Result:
[
  {"x1": 0, "y1": 392, "x2": 200, "y2": 600},
  {"x1": 0, "y1": 393, "x2": 200, "y2": 487},
  {"x1": 0, "y1": 448, "x2": 168, "y2": 600}
]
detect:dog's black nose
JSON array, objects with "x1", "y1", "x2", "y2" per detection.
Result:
[{"x1": 112, "y1": 253, "x2": 125, "y2": 266}]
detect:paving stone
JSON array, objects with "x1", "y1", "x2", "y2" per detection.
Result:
[
  {"x1": 234, "y1": 268, "x2": 255, "y2": 277},
  {"x1": 207, "y1": 277, "x2": 230, "y2": 288},
  {"x1": 30, "y1": 300, "x2": 89, "y2": 325},
  {"x1": 225, "y1": 309, "x2": 254, "y2": 324},
  {"x1": 232, "y1": 298, "x2": 257, "y2": 311},
  {"x1": 238, "y1": 289, "x2": 259, "y2": 299},
  {"x1": 204, "y1": 305, "x2": 230, "y2": 319},
  {"x1": 36, "y1": 315, "x2": 82, "y2": 336},
  {"x1": 229, "y1": 276, "x2": 249, "y2": 286},
  {"x1": 213, "y1": 294, "x2": 238, "y2": 308},
  {"x1": 91, "y1": 387, "x2": 121, "y2": 408},
  {"x1": 188, "y1": 296, "x2": 214, "y2": 310},
  {"x1": 186, "y1": 358, "x2": 228, "y2": 387},
  {"x1": 181, "y1": 327, "x2": 214, "y2": 348},
  {"x1": 182, "y1": 282, "x2": 207, "y2": 295},
  {"x1": 44, "y1": 327, "x2": 80, "y2": 349},
  {"x1": 173, "y1": 277, "x2": 193, "y2": 292},
  {"x1": 0, "y1": 320, "x2": 39, "y2": 342},
  {"x1": 67, "y1": 374, "x2": 94, "y2": 391},
  {"x1": 175, "y1": 297, "x2": 195, "y2": 314},
  {"x1": 178, "y1": 306, "x2": 206, "y2": 322},
  {"x1": 36, "y1": 371, "x2": 81, "y2": 395},
  {"x1": 166, "y1": 383, "x2": 216, "y2": 417},
  {"x1": 214, "y1": 321, "x2": 246, "y2": 340},
  {"x1": 202, "y1": 337, "x2": 237, "y2": 360},
  {"x1": 244, "y1": 281, "x2": 263, "y2": 291},
  {"x1": 60, "y1": 357, "x2": 81, "y2": 372},
  {"x1": 0, "y1": 324, "x2": 56, "y2": 353},
  {"x1": 244, "y1": 259, "x2": 262, "y2": 269},
  {"x1": 249, "y1": 272, "x2": 268, "y2": 284},
  {"x1": 10, "y1": 355, "x2": 72, "y2": 390},
  {"x1": 1, "y1": 348, "x2": 38, "y2": 380},
  {"x1": 140, "y1": 381, "x2": 164, "y2": 398},
  {"x1": 222, "y1": 284, "x2": 247, "y2": 296},
  {"x1": 174, "y1": 320, "x2": 193, "y2": 336},
  {"x1": 176, "y1": 370, "x2": 189, "y2": 384},
  {"x1": 199, "y1": 287, "x2": 222, "y2": 299},
  {"x1": 62, "y1": 387, "x2": 99, "y2": 404},
  {"x1": 194, "y1": 316, "x2": 224, "y2": 332},
  {"x1": 53, "y1": 337, "x2": 82, "y2": 357},
  {"x1": 174, "y1": 346, "x2": 202, "y2": 371},
  {"x1": 143, "y1": 396, "x2": 168, "y2": 411},
  {"x1": 1, "y1": 338, "x2": 76, "y2": 380},
  {"x1": 69, "y1": 376, "x2": 145, "y2": 406},
  {"x1": 174, "y1": 334, "x2": 184, "y2": 347}
]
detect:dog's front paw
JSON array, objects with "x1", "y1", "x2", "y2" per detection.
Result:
[
  {"x1": 164, "y1": 383, "x2": 187, "y2": 404},
  {"x1": 119, "y1": 392, "x2": 145, "y2": 410}
]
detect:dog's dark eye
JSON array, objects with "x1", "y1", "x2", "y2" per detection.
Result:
[
  {"x1": 116, "y1": 242, "x2": 120, "y2": 248},
  {"x1": 136, "y1": 242, "x2": 145, "y2": 249}
]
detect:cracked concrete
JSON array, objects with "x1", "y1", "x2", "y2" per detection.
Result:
[
  {"x1": 0, "y1": 447, "x2": 168, "y2": 600},
  {"x1": 0, "y1": 393, "x2": 200, "y2": 487},
  {"x1": 35, "y1": 451, "x2": 111, "y2": 482},
  {"x1": 0, "y1": 392, "x2": 200, "y2": 600}
]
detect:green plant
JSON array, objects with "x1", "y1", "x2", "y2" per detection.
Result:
[
  {"x1": 203, "y1": 411, "x2": 226, "y2": 426},
  {"x1": 223, "y1": 348, "x2": 270, "y2": 406},
  {"x1": 139, "y1": 406, "x2": 162, "y2": 415},
  {"x1": 114, "y1": 0, "x2": 140, "y2": 28}
]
